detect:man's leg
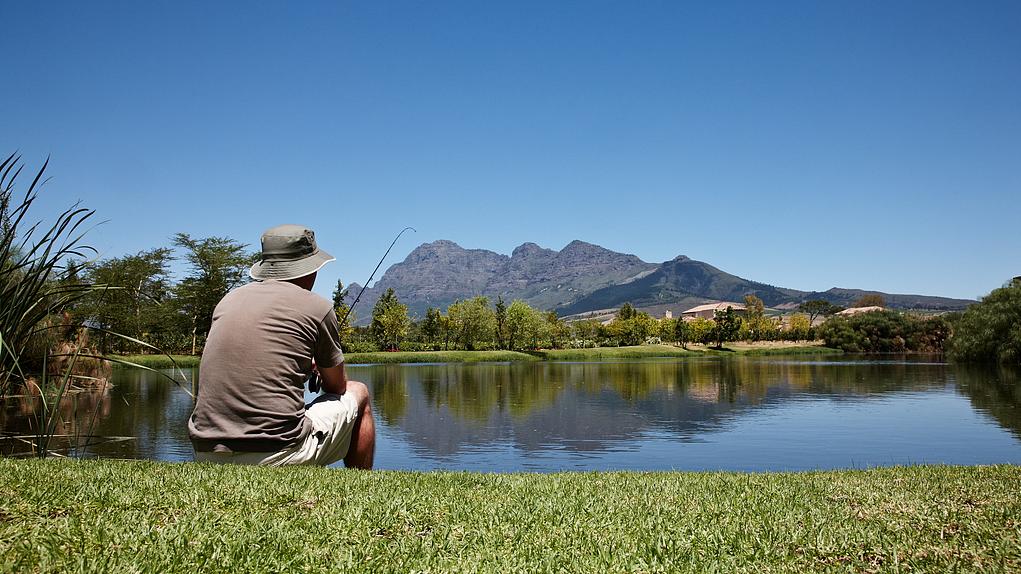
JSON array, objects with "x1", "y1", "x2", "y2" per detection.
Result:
[
  {"x1": 342, "y1": 381, "x2": 375, "y2": 469},
  {"x1": 303, "y1": 381, "x2": 375, "y2": 468}
]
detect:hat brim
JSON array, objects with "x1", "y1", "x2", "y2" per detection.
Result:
[{"x1": 249, "y1": 249, "x2": 335, "y2": 281}]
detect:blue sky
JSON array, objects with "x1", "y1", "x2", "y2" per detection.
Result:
[{"x1": 3, "y1": 1, "x2": 1019, "y2": 301}]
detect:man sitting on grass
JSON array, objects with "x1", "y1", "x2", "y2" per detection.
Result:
[{"x1": 188, "y1": 224, "x2": 375, "y2": 468}]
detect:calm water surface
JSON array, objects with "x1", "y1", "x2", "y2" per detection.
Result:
[{"x1": 4, "y1": 356, "x2": 1021, "y2": 472}]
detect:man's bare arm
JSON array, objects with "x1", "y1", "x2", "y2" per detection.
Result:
[{"x1": 318, "y1": 363, "x2": 348, "y2": 395}]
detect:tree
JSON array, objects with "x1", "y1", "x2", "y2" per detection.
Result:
[
  {"x1": 446, "y1": 296, "x2": 495, "y2": 350},
  {"x1": 853, "y1": 294, "x2": 886, "y2": 308},
  {"x1": 494, "y1": 296, "x2": 507, "y2": 349},
  {"x1": 798, "y1": 299, "x2": 842, "y2": 325},
  {"x1": 332, "y1": 279, "x2": 348, "y2": 309},
  {"x1": 658, "y1": 317, "x2": 677, "y2": 343},
  {"x1": 545, "y1": 311, "x2": 569, "y2": 349},
  {"x1": 370, "y1": 288, "x2": 410, "y2": 351},
  {"x1": 504, "y1": 300, "x2": 536, "y2": 350},
  {"x1": 172, "y1": 233, "x2": 254, "y2": 354},
  {"x1": 77, "y1": 248, "x2": 175, "y2": 353},
  {"x1": 712, "y1": 307, "x2": 741, "y2": 348},
  {"x1": 608, "y1": 309, "x2": 656, "y2": 346},
  {"x1": 675, "y1": 318, "x2": 691, "y2": 348},
  {"x1": 526, "y1": 309, "x2": 549, "y2": 349},
  {"x1": 688, "y1": 318, "x2": 715, "y2": 345},
  {"x1": 571, "y1": 319, "x2": 601, "y2": 344},
  {"x1": 331, "y1": 280, "x2": 355, "y2": 349},
  {"x1": 742, "y1": 295, "x2": 768, "y2": 341},
  {"x1": 421, "y1": 307, "x2": 443, "y2": 349},
  {"x1": 440, "y1": 314, "x2": 453, "y2": 350},
  {"x1": 786, "y1": 314, "x2": 811, "y2": 341},
  {"x1": 744, "y1": 295, "x2": 765, "y2": 319},
  {"x1": 617, "y1": 302, "x2": 637, "y2": 321},
  {"x1": 948, "y1": 279, "x2": 1021, "y2": 365}
]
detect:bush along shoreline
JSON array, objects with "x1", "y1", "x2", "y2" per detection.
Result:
[{"x1": 111, "y1": 344, "x2": 841, "y2": 369}]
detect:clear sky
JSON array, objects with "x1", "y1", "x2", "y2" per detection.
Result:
[{"x1": 3, "y1": 1, "x2": 1019, "y2": 301}]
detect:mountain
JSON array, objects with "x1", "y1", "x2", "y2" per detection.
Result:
[
  {"x1": 789, "y1": 288, "x2": 975, "y2": 312},
  {"x1": 347, "y1": 239, "x2": 975, "y2": 323},
  {"x1": 557, "y1": 255, "x2": 804, "y2": 316},
  {"x1": 347, "y1": 240, "x2": 657, "y2": 322}
]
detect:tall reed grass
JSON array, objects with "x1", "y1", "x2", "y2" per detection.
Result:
[
  {"x1": 0, "y1": 153, "x2": 96, "y2": 393},
  {"x1": 1, "y1": 154, "x2": 191, "y2": 457}
]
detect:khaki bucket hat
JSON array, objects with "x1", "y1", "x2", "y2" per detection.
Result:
[{"x1": 249, "y1": 224, "x2": 335, "y2": 281}]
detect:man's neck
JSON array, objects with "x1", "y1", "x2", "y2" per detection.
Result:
[{"x1": 285, "y1": 273, "x2": 316, "y2": 291}]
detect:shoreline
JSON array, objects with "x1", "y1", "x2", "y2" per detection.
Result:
[{"x1": 110, "y1": 343, "x2": 841, "y2": 369}]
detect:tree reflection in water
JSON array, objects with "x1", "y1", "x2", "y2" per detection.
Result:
[
  {"x1": 1, "y1": 367, "x2": 195, "y2": 459},
  {"x1": 3, "y1": 359, "x2": 1020, "y2": 469},
  {"x1": 954, "y1": 365, "x2": 1021, "y2": 440},
  {"x1": 358, "y1": 358, "x2": 1016, "y2": 463},
  {"x1": 0, "y1": 381, "x2": 114, "y2": 457}
]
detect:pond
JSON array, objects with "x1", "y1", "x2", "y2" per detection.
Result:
[{"x1": 3, "y1": 356, "x2": 1021, "y2": 472}]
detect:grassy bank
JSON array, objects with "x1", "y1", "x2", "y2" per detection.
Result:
[
  {"x1": 716, "y1": 343, "x2": 842, "y2": 356},
  {"x1": 1, "y1": 459, "x2": 1018, "y2": 572},
  {"x1": 540, "y1": 344, "x2": 700, "y2": 361},
  {"x1": 111, "y1": 344, "x2": 840, "y2": 369},
  {"x1": 346, "y1": 349, "x2": 540, "y2": 364},
  {"x1": 110, "y1": 354, "x2": 201, "y2": 369}
]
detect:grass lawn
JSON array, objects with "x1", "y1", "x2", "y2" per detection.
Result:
[
  {"x1": 1, "y1": 460, "x2": 1018, "y2": 572},
  {"x1": 111, "y1": 344, "x2": 840, "y2": 369}
]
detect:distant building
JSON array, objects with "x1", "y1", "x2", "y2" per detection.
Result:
[
  {"x1": 663, "y1": 310, "x2": 673, "y2": 320},
  {"x1": 837, "y1": 306, "x2": 884, "y2": 316},
  {"x1": 681, "y1": 302, "x2": 746, "y2": 320}
]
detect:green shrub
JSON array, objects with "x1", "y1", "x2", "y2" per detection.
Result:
[
  {"x1": 343, "y1": 340, "x2": 380, "y2": 354},
  {"x1": 817, "y1": 310, "x2": 950, "y2": 353},
  {"x1": 948, "y1": 279, "x2": 1021, "y2": 365}
]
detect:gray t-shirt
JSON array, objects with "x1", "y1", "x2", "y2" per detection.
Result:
[{"x1": 188, "y1": 280, "x2": 344, "y2": 452}]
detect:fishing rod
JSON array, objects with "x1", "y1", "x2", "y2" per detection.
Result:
[
  {"x1": 310, "y1": 226, "x2": 416, "y2": 393},
  {"x1": 340, "y1": 226, "x2": 416, "y2": 328}
]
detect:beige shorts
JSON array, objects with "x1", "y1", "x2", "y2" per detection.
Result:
[{"x1": 194, "y1": 393, "x2": 360, "y2": 467}]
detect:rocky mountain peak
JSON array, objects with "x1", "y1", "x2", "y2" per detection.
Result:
[
  {"x1": 407, "y1": 239, "x2": 463, "y2": 257},
  {"x1": 511, "y1": 242, "x2": 555, "y2": 259},
  {"x1": 559, "y1": 239, "x2": 600, "y2": 254}
]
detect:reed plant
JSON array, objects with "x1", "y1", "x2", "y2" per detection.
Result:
[
  {"x1": 0, "y1": 154, "x2": 191, "y2": 457},
  {"x1": 0, "y1": 154, "x2": 96, "y2": 393}
]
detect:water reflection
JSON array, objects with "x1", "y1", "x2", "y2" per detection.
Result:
[
  {"x1": 366, "y1": 359, "x2": 964, "y2": 463},
  {"x1": 2, "y1": 358, "x2": 1020, "y2": 471},
  {"x1": 1, "y1": 369, "x2": 194, "y2": 460},
  {"x1": 954, "y1": 365, "x2": 1021, "y2": 441},
  {"x1": 0, "y1": 381, "x2": 116, "y2": 456}
]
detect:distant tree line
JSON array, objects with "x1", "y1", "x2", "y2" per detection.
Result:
[
  {"x1": 68, "y1": 237, "x2": 255, "y2": 354},
  {"x1": 337, "y1": 292, "x2": 821, "y2": 354}
]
